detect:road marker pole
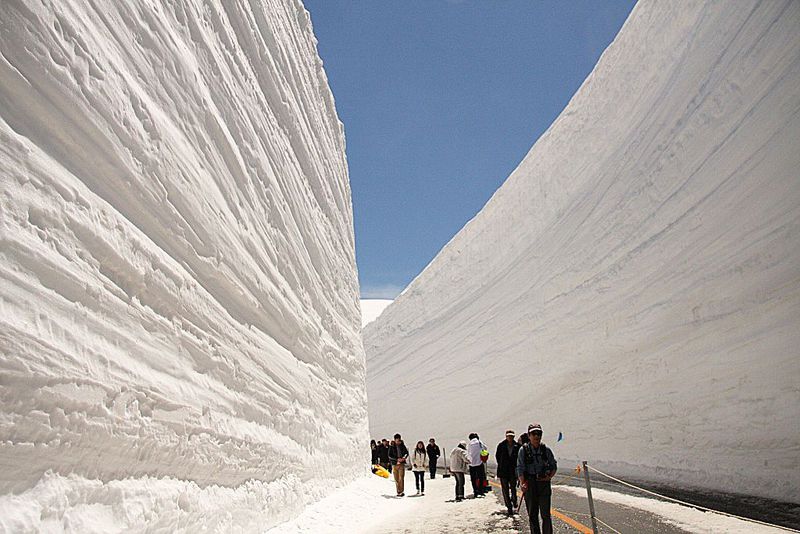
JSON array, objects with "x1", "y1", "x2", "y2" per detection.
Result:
[{"x1": 582, "y1": 461, "x2": 599, "y2": 534}]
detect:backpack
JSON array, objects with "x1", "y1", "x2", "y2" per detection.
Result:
[{"x1": 522, "y1": 443, "x2": 552, "y2": 473}]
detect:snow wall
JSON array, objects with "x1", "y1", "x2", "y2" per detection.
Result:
[
  {"x1": 0, "y1": 0, "x2": 368, "y2": 530},
  {"x1": 365, "y1": 0, "x2": 800, "y2": 503}
]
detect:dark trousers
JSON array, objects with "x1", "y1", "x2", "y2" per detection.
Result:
[
  {"x1": 429, "y1": 458, "x2": 437, "y2": 478},
  {"x1": 524, "y1": 481, "x2": 552, "y2": 534},
  {"x1": 414, "y1": 471, "x2": 425, "y2": 492},
  {"x1": 469, "y1": 464, "x2": 486, "y2": 496},
  {"x1": 453, "y1": 472, "x2": 466, "y2": 499},
  {"x1": 500, "y1": 477, "x2": 517, "y2": 511}
]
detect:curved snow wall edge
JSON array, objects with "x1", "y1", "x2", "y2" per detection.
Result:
[
  {"x1": 365, "y1": 0, "x2": 800, "y2": 503},
  {"x1": 0, "y1": 0, "x2": 367, "y2": 529}
]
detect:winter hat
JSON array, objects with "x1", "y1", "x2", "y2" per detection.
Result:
[
  {"x1": 458, "y1": 440, "x2": 467, "y2": 448},
  {"x1": 527, "y1": 423, "x2": 543, "y2": 435},
  {"x1": 505, "y1": 430, "x2": 515, "y2": 437}
]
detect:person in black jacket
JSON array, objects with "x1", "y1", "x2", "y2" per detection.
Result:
[
  {"x1": 426, "y1": 438, "x2": 440, "y2": 479},
  {"x1": 388, "y1": 433, "x2": 409, "y2": 496},
  {"x1": 495, "y1": 430, "x2": 521, "y2": 515},
  {"x1": 371, "y1": 439, "x2": 379, "y2": 465},
  {"x1": 377, "y1": 439, "x2": 391, "y2": 473}
]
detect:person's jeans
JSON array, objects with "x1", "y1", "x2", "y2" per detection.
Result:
[
  {"x1": 469, "y1": 465, "x2": 486, "y2": 496},
  {"x1": 523, "y1": 480, "x2": 552, "y2": 534},
  {"x1": 500, "y1": 477, "x2": 517, "y2": 511},
  {"x1": 429, "y1": 458, "x2": 437, "y2": 478},
  {"x1": 453, "y1": 472, "x2": 465, "y2": 499},
  {"x1": 393, "y1": 464, "x2": 405, "y2": 495},
  {"x1": 414, "y1": 471, "x2": 425, "y2": 492}
]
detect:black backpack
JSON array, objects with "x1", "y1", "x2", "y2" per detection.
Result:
[{"x1": 522, "y1": 443, "x2": 552, "y2": 472}]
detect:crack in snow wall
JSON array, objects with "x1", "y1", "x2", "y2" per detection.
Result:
[
  {"x1": 0, "y1": 0, "x2": 368, "y2": 530},
  {"x1": 365, "y1": 0, "x2": 800, "y2": 503}
]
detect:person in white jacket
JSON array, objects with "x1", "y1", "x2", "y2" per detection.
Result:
[
  {"x1": 411, "y1": 441, "x2": 429, "y2": 495},
  {"x1": 449, "y1": 441, "x2": 470, "y2": 502},
  {"x1": 467, "y1": 433, "x2": 488, "y2": 497}
]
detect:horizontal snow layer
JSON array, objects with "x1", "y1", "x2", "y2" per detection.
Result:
[
  {"x1": 0, "y1": 0, "x2": 367, "y2": 530},
  {"x1": 366, "y1": 0, "x2": 800, "y2": 503}
]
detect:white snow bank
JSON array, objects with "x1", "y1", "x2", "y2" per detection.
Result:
[
  {"x1": 0, "y1": 471, "x2": 356, "y2": 533},
  {"x1": 267, "y1": 474, "x2": 515, "y2": 534},
  {"x1": 360, "y1": 299, "x2": 393, "y2": 327},
  {"x1": 559, "y1": 486, "x2": 788, "y2": 534},
  {"x1": 0, "y1": 0, "x2": 367, "y2": 529},
  {"x1": 365, "y1": 0, "x2": 800, "y2": 503}
]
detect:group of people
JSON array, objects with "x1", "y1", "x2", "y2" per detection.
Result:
[
  {"x1": 371, "y1": 423, "x2": 557, "y2": 534},
  {"x1": 371, "y1": 435, "x2": 441, "y2": 496}
]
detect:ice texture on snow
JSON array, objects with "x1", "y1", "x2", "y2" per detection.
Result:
[
  {"x1": 365, "y1": 0, "x2": 800, "y2": 503},
  {"x1": 0, "y1": 0, "x2": 367, "y2": 530}
]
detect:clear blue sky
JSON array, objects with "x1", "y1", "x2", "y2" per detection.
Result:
[{"x1": 304, "y1": 1, "x2": 637, "y2": 299}]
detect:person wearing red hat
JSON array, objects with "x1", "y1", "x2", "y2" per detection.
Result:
[{"x1": 516, "y1": 424, "x2": 557, "y2": 534}]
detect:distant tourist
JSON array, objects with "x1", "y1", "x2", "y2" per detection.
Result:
[
  {"x1": 495, "y1": 430, "x2": 521, "y2": 515},
  {"x1": 518, "y1": 432, "x2": 529, "y2": 446},
  {"x1": 388, "y1": 433, "x2": 409, "y2": 497},
  {"x1": 411, "y1": 441, "x2": 429, "y2": 495},
  {"x1": 426, "y1": 438, "x2": 441, "y2": 479},
  {"x1": 448, "y1": 441, "x2": 470, "y2": 502},
  {"x1": 517, "y1": 423, "x2": 557, "y2": 534},
  {"x1": 378, "y1": 438, "x2": 391, "y2": 473},
  {"x1": 467, "y1": 433, "x2": 488, "y2": 497},
  {"x1": 370, "y1": 439, "x2": 379, "y2": 465}
]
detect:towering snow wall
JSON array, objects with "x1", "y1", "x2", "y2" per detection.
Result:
[
  {"x1": 365, "y1": 0, "x2": 800, "y2": 503},
  {"x1": 0, "y1": 0, "x2": 367, "y2": 530}
]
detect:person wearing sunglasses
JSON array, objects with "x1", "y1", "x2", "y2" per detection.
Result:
[{"x1": 516, "y1": 423, "x2": 557, "y2": 534}]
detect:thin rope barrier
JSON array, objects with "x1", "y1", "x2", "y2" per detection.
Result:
[
  {"x1": 586, "y1": 464, "x2": 800, "y2": 533},
  {"x1": 594, "y1": 516, "x2": 623, "y2": 534},
  {"x1": 552, "y1": 465, "x2": 583, "y2": 486}
]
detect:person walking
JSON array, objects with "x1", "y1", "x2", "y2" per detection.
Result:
[
  {"x1": 448, "y1": 441, "x2": 470, "y2": 501},
  {"x1": 426, "y1": 438, "x2": 440, "y2": 479},
  {"x1": 517, "y1": 424, "x2": 557, "y2": 534},
  {"x1": 495, "y1": 430, "x2": 521, "y2": 515},
  {"x1": 388, "y1": 433, "x2": 409, "y2": 497},
  {"x1": 377, "y1": 439, "x2": 390, "y2": 473},
  {"x1": 411, "y1": 441, "x2": 429, "y2": 495},
  {"x1": 467, "y1": 433, "x2": 488, "y2": 497}
]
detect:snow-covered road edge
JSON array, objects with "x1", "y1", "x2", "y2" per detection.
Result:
[{"x1": 559, "y1": 486, "x2": 789, "y2": 534}]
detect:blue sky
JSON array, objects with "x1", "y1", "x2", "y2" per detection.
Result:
[{"x1": 304, "y1": 1, "x2": 637, "y2": 299}]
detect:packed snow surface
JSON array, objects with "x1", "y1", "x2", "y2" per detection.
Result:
[
  {"x1": 266, "y1": 474, "x2": 516, "y2": 534},
  {"x1": 0, "y1": 0, "x2": 367, "y2": 530},
  {"x1": 365, "y1": 0, "x2": 800, "y2": 503},
  {"x1": 360, "y1": 299, "x2": 393, "y2": 328},
  {"x1": 268, "y1": 474, "x2": 783, "y2": 534}
]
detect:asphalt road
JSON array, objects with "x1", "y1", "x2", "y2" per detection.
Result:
[{"x1": 486, "y1": 479, "x2": 691, "y2": 534}]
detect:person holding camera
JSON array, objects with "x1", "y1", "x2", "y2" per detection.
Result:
[{"x1": 516, "y1": 423, "x2": 557, "y2": 534}]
